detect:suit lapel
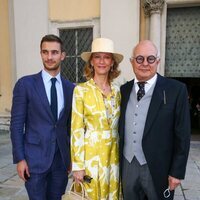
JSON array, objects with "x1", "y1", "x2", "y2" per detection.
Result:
[
  {"x1": 59, "y1": 77, "x2": 70, "y2": 120},
  {"x1": 121, "y1": 80, "x2": 134, "y2": 113},
  {"x1": 34, "y1": 72, "x2": 53, "y2": 120},
  {"x1": 120, "y1": 80, "x2": 134, "y2": 135},
  {"x1": 143, "y1": 74, "x2": 166, "y2": 137}
]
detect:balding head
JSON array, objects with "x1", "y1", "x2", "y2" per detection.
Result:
[{"x1": 133, "y1": 40, "x2": 158, "y2": 57}]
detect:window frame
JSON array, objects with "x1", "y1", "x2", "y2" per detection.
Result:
[{"x1": 49, "y1": 18, "x2": 100, "y2": 82}]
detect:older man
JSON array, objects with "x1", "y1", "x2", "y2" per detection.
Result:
[{"x1": 119, "y1": 40, "x2": 190, "y2": 200}]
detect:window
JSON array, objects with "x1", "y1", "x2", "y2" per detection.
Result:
[{"x1": 59, "y1": 28, "x2": 93, "y2": 83}]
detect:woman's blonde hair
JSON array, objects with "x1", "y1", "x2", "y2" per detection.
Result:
[{"x1": 83, "y1": 54, "x2": 121, "y2": 82}]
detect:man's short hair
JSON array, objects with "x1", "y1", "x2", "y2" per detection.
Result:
[{"x1": 40, "y1": 34, "x2": 65, "y2": 52}]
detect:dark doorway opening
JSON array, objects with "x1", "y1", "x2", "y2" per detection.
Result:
[{"x1": 173, "y1": 78, "x2": 200, "y2": 139}]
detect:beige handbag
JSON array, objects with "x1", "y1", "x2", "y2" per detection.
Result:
[{"x1": 62, "y1": 181, "x2": 90, "y2": 200}]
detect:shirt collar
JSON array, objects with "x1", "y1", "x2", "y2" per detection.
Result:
[
  {"x1": 42, "y1": 70, "x2": 61, "y2": 84},
  {"x1": 135, "y1": 73, "x2": 157, "y2": 86}
]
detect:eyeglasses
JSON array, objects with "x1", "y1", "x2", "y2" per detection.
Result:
[{"x1": 130, "y1": 55, "x2": 158, "y2": 64}]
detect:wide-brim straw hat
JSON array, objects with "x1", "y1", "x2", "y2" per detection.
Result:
[{"x1": 81, "y1": 38, "x2": 123, "y2": 64}]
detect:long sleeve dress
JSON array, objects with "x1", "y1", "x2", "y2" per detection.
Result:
[{"x1": 71, "y1": 78, "x2": 121, "y2": 200}]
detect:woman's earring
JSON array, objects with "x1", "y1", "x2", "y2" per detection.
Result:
[{"x1": 91, "y1": 65, "x2": 94, "y2": 72}]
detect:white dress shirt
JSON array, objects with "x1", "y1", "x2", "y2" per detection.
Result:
[
  {"x1": 134, "y1": 74, "x2": 157, "y2": 94},
  {"x1": 42, "y1": 70, "x2": 64, "y2": 119}
]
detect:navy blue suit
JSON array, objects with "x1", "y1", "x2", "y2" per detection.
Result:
[
  {"x1": 10, "y1": 71, "x2": 75, "y2": 199},
  {"x1": 119, "y1": 74, "x2": 191, "y2": 200}
]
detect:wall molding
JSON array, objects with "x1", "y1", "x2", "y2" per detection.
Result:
[{"x1": 49, "y1": 18, "x2": 100, "y2": 38}]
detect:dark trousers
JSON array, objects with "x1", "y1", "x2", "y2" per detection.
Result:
[
  {"x1": 25, "y1": 149, "x2": 68, "y2": 200},
  {"x1": 122, "y1": 156, "x2": 158, "y2": 200}
]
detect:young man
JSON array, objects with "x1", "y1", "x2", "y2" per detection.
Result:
[
  {"x1": 10, "y1": 34, "x2": 75, "y2": 200},
  {"x1": 119, "y1": 40, "x2": 190, "y2": 200}
]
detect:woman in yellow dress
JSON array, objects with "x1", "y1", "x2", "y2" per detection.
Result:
[{"x1": 71, "y1": 38, "x2": 123, "y2": 200}]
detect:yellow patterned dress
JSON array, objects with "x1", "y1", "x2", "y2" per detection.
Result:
[{"x1": 71, "y1": 79, "x2": 121, "y2": 200}]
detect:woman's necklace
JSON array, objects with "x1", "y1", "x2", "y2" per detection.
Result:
[{"x1": 94, "y1": 80, "x2": 111, "y2": 94}]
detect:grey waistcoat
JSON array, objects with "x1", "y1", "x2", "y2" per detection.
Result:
[{"x1": 123, "y1": 83, "x2": 155, "y2": 165}]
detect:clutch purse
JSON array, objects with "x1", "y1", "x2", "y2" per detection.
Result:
[{"x1": 62, "y1": 181, "x2": 90, "y2": 200}]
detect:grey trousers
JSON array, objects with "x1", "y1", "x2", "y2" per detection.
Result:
[{"x1": 122, "y1": 156, "x2": 158, "y2": 200}]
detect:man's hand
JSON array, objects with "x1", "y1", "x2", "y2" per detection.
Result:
[
  {"x1": 17, "y1": 160, "x2": 30, "y2": 181},
  {"x1": 168, "y1": 176, "x2": 181, "y2": 190}
]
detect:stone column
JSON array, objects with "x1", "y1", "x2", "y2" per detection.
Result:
[{"x1": 142, "y1": 0, "x2": 165, "y2": 53}]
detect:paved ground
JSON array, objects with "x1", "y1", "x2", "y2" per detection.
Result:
[{"x1": 0, "y1": 130, "x2": 200, "y2": 200}]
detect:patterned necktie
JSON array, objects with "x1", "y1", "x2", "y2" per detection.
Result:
[
  {"x1": 137, "y1": 82, "x2": 146, "y2": 101},
  {"x1": 50, "y1": 78, "x2": 57, "y2": 121}
]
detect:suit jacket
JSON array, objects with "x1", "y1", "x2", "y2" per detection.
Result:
[
  {"x1": 10, "y1": 71, "x2": 75, "y2": 173},
  {"x1": 119, "y1": 73, "x2": 191, "y2": 200}
]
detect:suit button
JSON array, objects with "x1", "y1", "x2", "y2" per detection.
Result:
[{"x1": 133, "y1": 140, "x2": 136, "y2": 143}]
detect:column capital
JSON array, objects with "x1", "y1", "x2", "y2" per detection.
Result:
[{"x1": 142, "y1": 0, "x2": 165, "y2": 16}]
